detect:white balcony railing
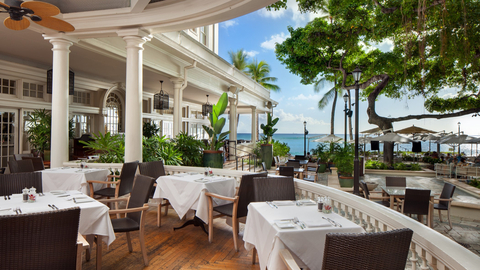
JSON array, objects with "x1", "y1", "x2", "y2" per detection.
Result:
[{"x1": 64, "y1": 162, "x2": 480, "y2": 269}]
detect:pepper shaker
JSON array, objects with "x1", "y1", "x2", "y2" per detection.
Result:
[{"x1": 22, "y1": 187, "x2": 29, "y2": 202}]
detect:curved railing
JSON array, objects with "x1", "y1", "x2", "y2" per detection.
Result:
[{"x1": 63, "y1": 161, "x2": 480, "y2": 269}]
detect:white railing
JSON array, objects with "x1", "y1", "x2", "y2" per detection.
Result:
[{"x1": 63, "y1": 162, "x2": 480, "y2": 269}]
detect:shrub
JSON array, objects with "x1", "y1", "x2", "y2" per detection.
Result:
[
  {"x1": 468, "y1": 179, "x2": 480, "y2": 189},
  {"x1": 272, "y1": 139, "x2": 290, "y2": 157},
  {"x1": 378, "y1": 162, "x2": 388, "y2": 170},
  {"x1": 365, "y1": 160, "x2": 381, "y2": 169},
  {"x1": 80, "y1": 132, "x2": 125, "y2": 163},
  {"x1": 394, "y1": 162, "x2": 407, "y2": 170},
  {"x1": 410, "y1": 163, "x2": 422, "y2": 171},
  {"x1": 173, "y1": 132, "x2": 204, "y2": 166},
  {"x1": 143, "y1": 135, "x2": 182, "y2": 165}
]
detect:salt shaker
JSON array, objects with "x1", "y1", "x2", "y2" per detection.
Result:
[
  {"x1": 22, "y1": 187, "x2": 29, "y2": 202},
  {"x1": 28, "y1": 186, "x2": 37, "y2": 203}
]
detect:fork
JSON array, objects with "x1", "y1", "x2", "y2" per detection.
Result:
[{"x1": 293, "y1": 217, "x2": 305, "y2": 229}]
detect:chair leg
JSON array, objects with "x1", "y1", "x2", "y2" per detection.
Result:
[
  {"x1": 139, "y1": 230, "x2": 149, "y2": 266},
  {"x1": 447, "y1": 210, "x2": 453, "y2": 230},
  {"x1": 126, "y1": 232, "x2": 133, "y2": 252},
  {"x1": 438, "y1": 209, "x2": 443, "y2": 222},
  {"x1": 157, "y1": 202, "x2": 161, "y2": 227},
  {"x1": 252, "y1": 247, "x2": 257, "y2": 265},
  {"x1": 232, "y1": 216, "x2": 239, "y2": 252}
]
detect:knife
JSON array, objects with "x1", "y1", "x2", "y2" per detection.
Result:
[
  {"x1": 266, "y1": 201, "x2": 275, "y2": 208},
  {"x1": 327, "y1": 217, "x2": 342, "y2": 227},
  {"x1": 322, "y1": 216, "x2": 336, "y2": 227}
]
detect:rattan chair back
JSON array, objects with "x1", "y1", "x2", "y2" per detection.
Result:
[
  {"x1": 286, "y1": 161, "x2": 300, "y2": 168},
  {"x1": 126, "y1": 174, "x2": 155, "y2": 223},
  {"x1": 117, "y1": 160, "x2": 139, "y2": 196},
  {"x1": 279, "y1": 166, "x2": 294, "y2": 177},
  {"x1": 138, "y1": 160, "x2": 166, "y2": 179},
  {"x1": 8, "y1": 159, "x2": 35, "y2": 173},
  {"x1": 0, "y1": 208, "x2": 80, "y2": 269},
  {"x1": 359, "y1": 180, "x2": 370, "y2": 199},
  {"x1": 439, "y1": 182, "x2": 456, "y2": 208},
  {"x1": 253, "y1": 176, "x2": 296, "y2": 202},
  {"x1": 21, "y1": 156, "x2": 45, "y2": 171},
  {"x1": 322, "y1": 228, "x2": 413, "y2": 270},
  {"x1": 236, "y1": 172, "x2": 268, "y2": 218},
  {"x1": 13, "y1": 153, "x2": 33, "y2": 161},
  {"x1": 0, "y1": 172, "x2": 42, "y2": 196},
  {"x1": 402, "y1": 188, "x2": 431, "y2": 215},
  {"x1": 386, "y1": 176, "x2": 406, "y2": 187}
]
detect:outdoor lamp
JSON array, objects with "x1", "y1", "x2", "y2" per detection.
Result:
[
  {"x1": 343, "y1": 93, "x2": 348, "y2": 102},
  {"x1": 352, "y1": 67, "x2": 362, "y2": 83},
  {"x1": 202, "y1": 95, "x2": 213, "y2": 116},
  {"x1": 154, "y1": 80, "x2": 169, "y2": 110}
]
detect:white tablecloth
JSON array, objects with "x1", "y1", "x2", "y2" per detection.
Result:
[
  {"x1": 0, "y1": 191, "x2": 115, "y2": 245},
  {"x1": 153, "y1": 173, "x2": 236, "y2": 223},
  {"x1": 41, "y1": 168, "x2": 110, "y2": 195},
  {"x1": 243, "y1": 202, "x2": 365, "y2": 270}
]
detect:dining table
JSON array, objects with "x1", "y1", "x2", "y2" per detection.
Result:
[
  {"x1": 243, "y1": 201, "x2": 365, "y2": 270},
  {"x1": 275, "y1": 167, "x2": 304, "y2": 179},
  {"x1": 0, "y1": 191, "x2": 115, "y2": 270},
  {"x1": 152, "y1": 172, "x2": 236, "y2": 224},
  {"x1": 41, "y1": 167, "x2": 110, "y2": 195},
  {"x1": 381, "y1": 186, "x2": 434, "y2": 228}
]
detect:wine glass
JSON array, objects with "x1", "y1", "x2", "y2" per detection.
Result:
[{"x1": 80, "y1": 161, "x2": 85, "y2": 170}]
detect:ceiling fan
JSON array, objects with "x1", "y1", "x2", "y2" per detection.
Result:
[{"x1": 0, "y1": 0, "x2": 74, "y2": 32}]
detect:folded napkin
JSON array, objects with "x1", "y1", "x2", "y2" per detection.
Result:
[
  {"x1": 272, "y1": 200, "x2": 295, "y2": 206},
  {"x1": 303, "y1": 219, "x2": 331, "y2": 228},
  {"x1": 72, "y1": 197, "x2": 95, "y2": 203},
  {"x1": 21, "y1": 206, "x2": 54, "y2": 214},
  {"x1": 173, "y1": 173, "x2": 188, "y2": 177},
  {"x1": 297, "y1": 199, "x2": 316, "y2": 205}
]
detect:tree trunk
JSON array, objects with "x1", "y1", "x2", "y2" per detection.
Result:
[
  {"x1": 330, "y1": 90, "x2": 337, "y2": 135},
  {"x1": 383, "y1": 141, "x2": 395, "y2": 164}
]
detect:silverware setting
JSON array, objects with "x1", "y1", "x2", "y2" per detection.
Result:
[
  {"x1": 267, "y1": 201, "x2": 278, "y2": 209},
  {"x1": 322, "y1": 216, "x2": 342, "y2": 227},
  {"x1": 4, "y1": 195, "x2": 10, "y2": 200},
  {"x1": 48, "y1": 204, "x2": 59, "y2": 210},
  {"x1": 14, "y1": 207, "x2": 22, "y2": 214},
  {"x1": 293, "y1": 217, "x2": 305, "y2": 229}
]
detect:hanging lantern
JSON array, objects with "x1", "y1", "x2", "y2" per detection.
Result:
[
  {"x1": 202, "y1": 95, "x2": 213, "y2": 116},
  {"x1": 154, "y1": 80, "x2": 169, "y2": 110}
]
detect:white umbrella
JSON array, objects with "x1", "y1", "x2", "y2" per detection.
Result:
[
  {"x1": 348, "y1": 136, "x2": 372, "y2": 144},
  {"x1": 438, "y1": 134, "x2": 468, "y2": 144},
  {"x1": 372, "y1": 133, "x2": 413, "y2": 143},
  {"x1": 312, "y1": 134, "x2": 343, "y2": 143}
]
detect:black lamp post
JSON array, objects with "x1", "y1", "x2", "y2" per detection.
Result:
[
  {"x1": 343, "y1": 93, "x2": 349, "y2": 146},
  {"x1": 303, "y1": 121, "x2": 308, "y2": 156},
  {"x1": 458, "y1": 122, "x2": 461, "y2": 155},
  {"x1": 352, "y1": 67, "x2": 362, "y2": 195}
]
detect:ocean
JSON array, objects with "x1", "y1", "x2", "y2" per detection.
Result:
[{"x1": 235, "y1": 133, "x2": 480, "y2": 156}]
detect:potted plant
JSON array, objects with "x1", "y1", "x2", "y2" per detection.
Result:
[
  {"x1": 332, "y1": 144, "x2": 355, "y2": 188},
  {"x1": 202, "y1": 92, "x2": 230, "y2": 168},
  {"x1": 312, "y1": 143, "x2": 330, "y2": 173},
  {"x1": 260, "y1": 113, "x2": 278, "y2": 170}
]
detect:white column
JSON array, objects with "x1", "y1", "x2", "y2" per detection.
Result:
[
  {"x1": 228, "y1": 97, "x2": 237, "y2": 160},
  {"x1": 118, "y1": 30, "x2": 151, "y2": 162},
  {"x1": 251, "y1": 106, "x2": 257, "y2": 142},
  {"x1": 171, "y1": 78, "x2": 184, "y2": 136},
  {"x1": 43, "y1": 35, "x2": 75, "y2": 168}
]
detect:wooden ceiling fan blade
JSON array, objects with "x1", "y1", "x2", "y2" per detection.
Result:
[
  {"x1": 0, "y1": 2, "x2": 10, "y2": 9},
  {"x1": 33, "y1": 16, "x2": 74, "y2": 32},
  {"x1": 21, "y1": 1, "x2": 60, "y2": 16},
  {"x1": 4, "y1": 17, "x2": 30, "y2": 30}
]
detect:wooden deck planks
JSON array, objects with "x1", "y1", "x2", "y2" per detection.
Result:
[{"x1": 81, "y1": 207, "x2": 260, "y2": 270}]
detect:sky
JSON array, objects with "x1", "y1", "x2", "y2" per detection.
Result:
[{"x1": 217, "y1": 0, "x2": 479, "y2": 136}]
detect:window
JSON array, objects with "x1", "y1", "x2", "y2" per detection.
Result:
[
  {"x1": 73, "y1": 91, "x2": 91, "y2": 105},
  {"x1": 200, "y1": 26, "x2": 207, "y2": 46},
  {"x1": 23, "y1": 82, "x2": 43, "y2": 98},
  {"x1": 72, "y1": 114, "x2": 91, "y2": 137},
  {"x1": 189, "y1": 123, "x2": 207, "y2": 139},
  {"x1": 162, "y1": 121, "x2": 173, "y2": 139},
  {"x1": 0, "y1": 77, "x2": 16, "y2": 95},
  {"x1": 104, "y1": 92, "x2": 122, "y2": 134}
]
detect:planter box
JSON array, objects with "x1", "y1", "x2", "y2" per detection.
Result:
[
  {"x1": 338, "y1": 176, "x2": 354, "y2": 188},
  {"x1": 203, "y1": 151, "x2": 223, "y2": 168}
]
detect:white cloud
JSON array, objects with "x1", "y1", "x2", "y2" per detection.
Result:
[
  {"x1": 245, "y1": 50, "x2": 259, "y2": 58},
  {"x1": 261, "y1": 32, "x2": 288, "y2": 50},
  {"x1": 257, "y1": 6, "x2": 287, "y2": 19},
  {"x1": 307, "y1": 107, "x2": 315, "y2": 110},
  {"x1": 289, "y1": 94, "x2": 321, "y2": 100},
  {"x1": 441, "y1": 93, "x2": 457, "y2": 99},
  {"x1": 257, "y1": 0, "x2": 327, "y2": 28},
  {"x1": 220, "y1": 20, "x2": 238, "y2": 29},
  {"x1": 275, "y1": 109, "x2": 328, "y2": 126}
]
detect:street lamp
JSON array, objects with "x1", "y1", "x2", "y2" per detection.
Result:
[
  {"x1": 343, "y1": 93, "x2": 349, "y2": 146},
  {"x1": 352, "y1": 67, "x2": 362, "y2": 195},
  {"x1": 458, "y1": 122, "x2": 461, "y2": 155},
  {"x1": 304, "y1": 121, "x2": 308, "y2": 157}
]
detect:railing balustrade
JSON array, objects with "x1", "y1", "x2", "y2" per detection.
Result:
[{"x1": 63, "y1": 162, "x2": 480, "y2": 269}]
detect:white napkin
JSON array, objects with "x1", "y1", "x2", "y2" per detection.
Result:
[
  {"x1": 272, "y1": 200, "x2": 295, "y2": 206},
  {"x1": 173, "y1": 173, "x2": 188, "y2": 177},
  {"x1": 303, "y1": 219, "x2": 331, "y2": 228},
  {"x1": 21, "y1": 206, "x2": 54, "y2": 214}
]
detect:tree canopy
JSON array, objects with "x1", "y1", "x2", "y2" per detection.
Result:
[{"x1": 272, "y1": 0, "x2": 480, "y2": 132}]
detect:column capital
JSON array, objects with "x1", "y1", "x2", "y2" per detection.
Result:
[
  {"x1": 43, "y1": 33, "x2": 78, "y2": 44},
  {"x1": 119, "y1": 29, "x2": 152, "y2": 49},
  {"x1": 170, "y1": 77, "x2": 184, "y2": 86}
]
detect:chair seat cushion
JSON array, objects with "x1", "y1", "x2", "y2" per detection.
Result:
[
  {"x1": 374, "y1": 200, "x2": 391, "y2": 207},
  {"x1": 434, "y1": 203, "x2": 448, "y2": 210},
  {"x1": 213, "y1": 203, "x2": 234, "y2": 217},
  {"x1": 94, "y1": 187, "x2": 116, "y2": 197},
  {"x1": 111, "y1": 217, "x2": 140, "y2": 232}
]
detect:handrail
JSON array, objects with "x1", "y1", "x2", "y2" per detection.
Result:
[{"x1": 62, "y1": 161, "x2": 480, "y2": 269}]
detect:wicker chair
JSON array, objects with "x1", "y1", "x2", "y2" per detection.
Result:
[
  {"x1": 397, "y1": 188, "x2": 432, "y2": 227},
  {"x1": 434, "y1": 182, "x2": 456, "y2": 230},
  {"x1": 253, "y1": 176, "x2": 296, "y2": 202},
  {"x1": 99, "y1": 174, "x2": 155, "y2": 266},
  {"x1": 286, "y1": 160, "x2": 300, "y2": 168},
  {"x1": 303, "y1": 162, "x2": 318, "y2": 182},
  {"x1": 0, "y1": 208, "x2": 82, "y2": 270},
  {"x1": 385, "y1": 176, "x2": 406, "y2": 187},
  {"x1": 21, "y1": 156, "x2": 45, "y2": 171},
  {"x1": 261, "y1": 162, "x2": 267, "y2": 172},
  {"x1": 205, "y1": 172, "x2": 267, "y2": 251},
  {"x1": 279, "y1": 166, "x2": 294, "y2": 177},
  {"x1": 138, "y1": 160, "x2": 169, "y2": 227},
  {"x1": 359, "y1": 180, "x2": 390, "y2": 207},
  {"x1": 13, "y1": 153, "x2": 33, "y2": 161},
  {"x1": 88, "y1": 160, "x2": 138, "y2": 199},
  {"x1": 8, "y1": 159, "x2": 35, "y2": 173},
  {"x1": 0, "y1": 171, "x2": 42, "y2": 196}
]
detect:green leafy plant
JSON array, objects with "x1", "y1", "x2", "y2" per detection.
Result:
[
  {"x1": 332, "y1": 143, "x2": 354, "y2": 176},
  {"x1": 311, "y1": 143, "x2": 331, "y2": 163},
  {"x1": 394, "y1": 162, "x2": 407, "y2": 170},
  {"x1": 272, "y1": 139, "x2": 290, "y2": 157},
  {"x1": 203, "y1": 92, "x2": 230, "y2": 151},
  {"x1": 410, "y1": 163, "x2": 422, "y2": 171},
  {"x1": 378, "y1": 162, "x2": 389, "y2": 170},
  {"x1": 143, "y1": 122, "x2": 160, "y2": 138},
  {"x1": 142, "y1": 135, "x2": 183, "y2": 165},
  {"x1": 260, "y1": 113, "x2": 279, "y2": 144},
  {"x1": 80, "y1": 132, "x2": 125, "y2": 163},
  {"x1": 365, "y1": 160, "x2": 381, "y2": 169},
  {"x1": 173, "y1": 132, "x2": 204, "y2": 166}
]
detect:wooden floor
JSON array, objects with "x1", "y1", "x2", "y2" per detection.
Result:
[{"x1": 82, "y1": 206, "x2": 260, "y2": 270}]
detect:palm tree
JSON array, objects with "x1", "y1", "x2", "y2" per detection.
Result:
[
  {"x1": 246, "y1": 59, "x2": 280, "y2": 92},
  {"x1": 228, "y1": 49, "x2": 249, "y2": 72}
]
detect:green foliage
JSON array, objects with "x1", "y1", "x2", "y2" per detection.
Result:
[
  {"x1": 311, "y1": 143, "x2": 332, "y2": 163},
  {"x1": 228, "y1": 49, "x2": 249, "y2": 72},
  {"x1": 410, "y1": 163, "x2": 422, "y2": 171},
  {"x1": 468, "y1": 179, "x2": 480, "y2": 189},
  {"x1": 332, "y1": 143, "x2": 354, "y2": 176},
  {"x1": 422, "y1": 156, "x2": 442, "y2": 165},
  {"x1": 80, "y1": 132, "x2": 125, "y2": 163},
  {"x1": 142, "y1": 135, "x2": 182, "y2": 165},
  {"x1": 272, "y1": 139, "x2": 290, "y2": 157},
  {"x1": 394, "y1": 162, "x2": 407, "y2": 170},
  {"x1": 203, "y1": 92, "x2": 230, "y2": 151},
  {"x1": 172, "y1": 132, "x2": 204, "y2": 166},
  {"x1": 246, "y1": 59, "x2": 280, "y2": 92},
  {"x1": 260, "y1": 113, "x2": 279, "y2": 143},
  {"x1": 378, "y1": 162, "x2": 389, "y2": 170},
  {"x1": 365, "y1": 160, "x2": 382, "y2": 169},
  {"x1": 143, "y1": 122, "x2": 160, "y2": 138}
]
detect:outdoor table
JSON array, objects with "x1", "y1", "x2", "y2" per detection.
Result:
[
  {"x1": 275, "y1": 167, "x2": 304, "y2": 179},
  {"x1": 243, "y1": 202, "x2": 364, "y2": 270},
  {"x1": 42, "y1": 167, "x2": 110, "y2": 195},
  {"x1": 381, "y1": 186, "x2": 434, "y2": 228},
  {"x1": 0, "y1": 191, "x2": 115, "y2": 270},
  {"x1": 152, "y1": 172, "x2": 236, "y2": 224}
]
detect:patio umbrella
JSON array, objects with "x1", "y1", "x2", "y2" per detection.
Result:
[
  {"x1": 312, "y1": 134, "x2": 343, "y2": 143},
  {"x1": 395, "y1": 125, "x2": 437, "y2": 135},
  {"x1": 348, "y1": 136, "x2": 372, "y2": 144},
  {"x1": 438, "y1": 134, "x2": 468, "y2": 155},
  {"x1": 372, "y1": 133, "x2": 413, "y2": 143},
  {"x1": 361, "y1": 127, "x2": 382, "y2": 134}
]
